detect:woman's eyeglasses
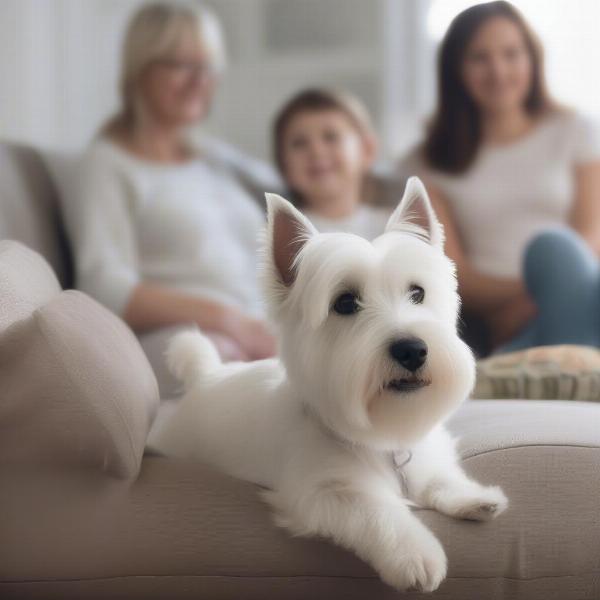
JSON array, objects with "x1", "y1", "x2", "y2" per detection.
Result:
[{"x1": 155, "y1": 59, "x2": 216, "y2": 82}]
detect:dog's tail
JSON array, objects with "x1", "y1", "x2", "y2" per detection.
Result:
[{"x1": 166, "y1": 329, "x2": 221, "y2": 388}]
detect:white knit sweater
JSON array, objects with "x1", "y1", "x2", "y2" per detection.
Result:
[{"x1": 63, "y1": 138, "x2": 267, "y2": 317}]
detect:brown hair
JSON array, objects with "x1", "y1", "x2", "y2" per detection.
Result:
[
  {"x1": 424, "y1": 1, "x2": 555, "y2": 174},
  {"x1": 273, "y1": 88, "x2": 374, "y2": 203}
]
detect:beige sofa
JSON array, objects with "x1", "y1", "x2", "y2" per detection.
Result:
[{"x1": 1, "y1": 141, "x2": 599, "y2": 600}]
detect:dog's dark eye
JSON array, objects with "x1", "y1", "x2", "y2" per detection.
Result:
[
  {"x1": 409, "y1": 285, "x2": 425, "y2": 304},
  {"x1": 332, "y1": 292, "x2": 361, "y2": 315}
]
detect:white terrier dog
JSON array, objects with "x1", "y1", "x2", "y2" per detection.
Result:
[{"x1": 155, "y1": 177, "x2": 508, "y2": 593}]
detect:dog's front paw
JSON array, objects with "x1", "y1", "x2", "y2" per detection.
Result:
[
  {"x1": 380, "y1": 527, "x2": 447, "y2": 593},
  {"x1": 437, "y1": 485, "x2": 508, "y2": 522}
]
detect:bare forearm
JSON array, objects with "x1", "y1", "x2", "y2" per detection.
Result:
[
  {"x1": 572, "y1": 226, "x2": 600, "y2": 256},
  {"x1": 123, "y1": 283, "x2": 277, "y2": 360},
  {"x1": 122, "y1": 282, "x2": 229, "y2": 333},
  {"x1": 570, "y1": 162, "x2": 600, "y2": 255}
]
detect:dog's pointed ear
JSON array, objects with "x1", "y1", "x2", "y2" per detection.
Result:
[
  {"x1": 385, "y1": 177, "x2": 444, "y2": 248},
  {"x1": 265, "y1": 193, "x2": 317, "y2": 287}
]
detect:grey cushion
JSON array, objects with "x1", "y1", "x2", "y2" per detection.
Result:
[{"x1": 0, "y1": 143, "x2": 72, "y2": 287}]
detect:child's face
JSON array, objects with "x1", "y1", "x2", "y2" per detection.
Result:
[{"x1": 281, "y1": 110, "x2": 374, "y2": 207}]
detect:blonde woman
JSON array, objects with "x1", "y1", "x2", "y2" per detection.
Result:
[{"x1": 66, "y1": 1, "x2": 276, "y2": 364}]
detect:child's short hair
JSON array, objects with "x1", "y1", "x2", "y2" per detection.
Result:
[{"x1": 273, "y1": 88, "x2": 374, "y2": 177}]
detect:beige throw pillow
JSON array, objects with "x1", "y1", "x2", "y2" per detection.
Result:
[{"x1": 0, "y1": 241, "x2": 159, "y2": 478}]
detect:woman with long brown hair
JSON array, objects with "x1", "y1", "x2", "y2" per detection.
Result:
[{"x1": 401, "y1": 1, "x2": 600, "y2": 353}]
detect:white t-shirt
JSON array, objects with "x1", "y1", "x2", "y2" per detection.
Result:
[
  {"x1": 304, "y1": 204, "x2": 391, "y2": 240},
  {"x1": 400, "y1": 111, "x2": 600, "y2": 278},
  {"x1": 63, "y1": 138, "x2": 266, "y2": 317}
]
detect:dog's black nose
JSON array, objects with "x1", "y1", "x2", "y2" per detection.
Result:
[{"x1": 389, "y1": 338, "x2": 428, "y2": 372}]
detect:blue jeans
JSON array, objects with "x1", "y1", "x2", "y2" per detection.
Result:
[{"x1": 499, "y1": 228, "x2": 600, "y2": 352}]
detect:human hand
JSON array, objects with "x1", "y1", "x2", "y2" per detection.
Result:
[{"x1": 220, "y1": 308, "x2": 277, "y2": 360}]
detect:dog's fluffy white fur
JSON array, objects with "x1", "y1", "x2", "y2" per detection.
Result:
[{"x1": 155, "y1": 177, "x2": 508, "y2": 593}]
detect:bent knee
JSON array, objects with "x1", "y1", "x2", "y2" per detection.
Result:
[
  {"x1": 526, "y1": 228, "x2": 584, "y2": 262},
  {"x1": 524, "y1": 227, "x2": 598, "y2": 293}
]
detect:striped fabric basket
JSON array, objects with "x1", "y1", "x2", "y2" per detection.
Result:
[{"x1": 474, "y1": 345, "x2": 600, "y2": 401}]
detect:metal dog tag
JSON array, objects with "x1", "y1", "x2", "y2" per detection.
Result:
[{"x1": 391, "y1": 450, "x2": 420, "y2": 508}]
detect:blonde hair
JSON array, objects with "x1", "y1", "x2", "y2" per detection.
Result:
[{"x1": 107, "y1": 1, "x2": 226, "y2": 133}]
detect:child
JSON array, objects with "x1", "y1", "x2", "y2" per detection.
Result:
[{"x1": 273, "y1": 88, "x2": 392, "y2": 239}]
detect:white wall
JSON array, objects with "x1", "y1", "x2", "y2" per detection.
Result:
[{"x1": 0, "y1": 0, "x2": 143, "y2": 151}]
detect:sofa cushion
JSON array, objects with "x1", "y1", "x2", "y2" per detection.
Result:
[
  {"x1": 0, "y1": 290, "x2": 159, "y2": 478},
  {"x1": 2, "y1": 400, "x2": 600, "y2": 599},
  {"x1": 0, "y1": 241, "x2": 159, "y2": 478}
]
